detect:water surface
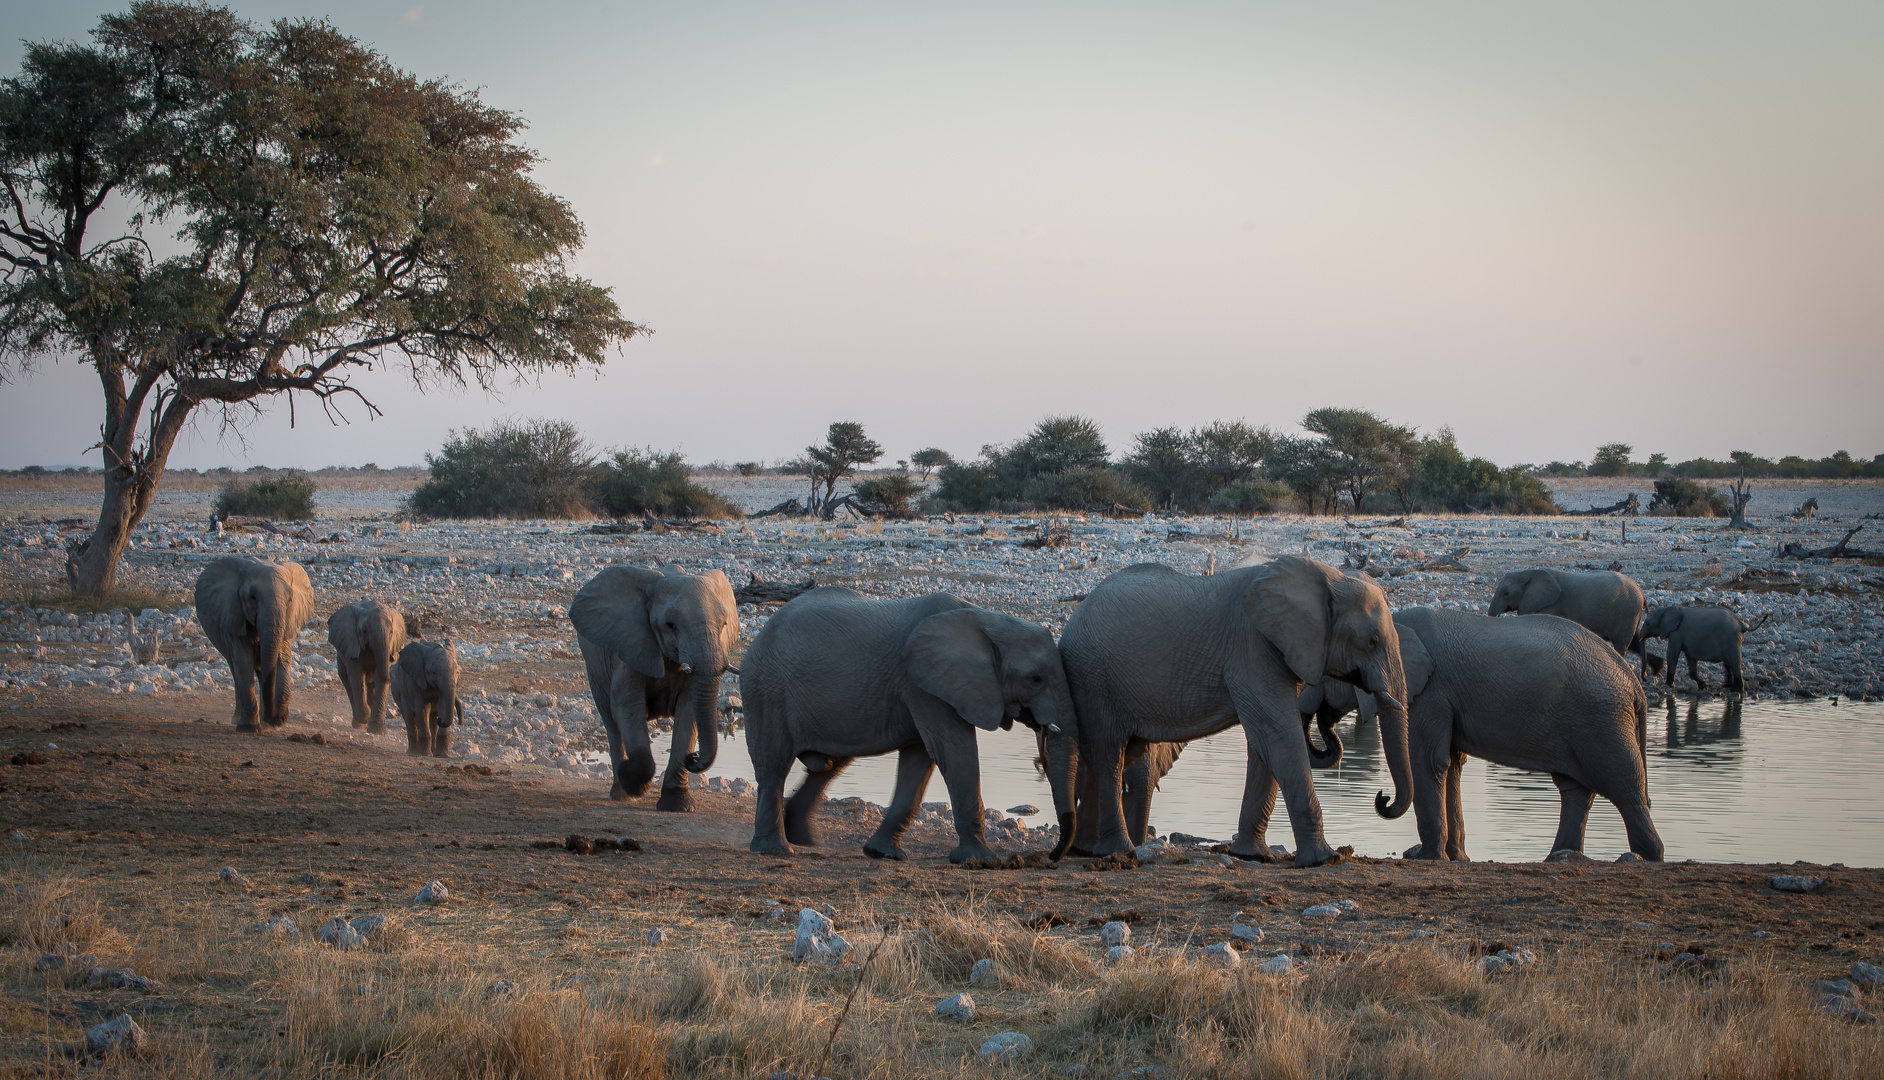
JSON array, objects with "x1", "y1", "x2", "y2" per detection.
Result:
[{"x1": 656, "y1": 699, "x2": 1884, "y2": 866}]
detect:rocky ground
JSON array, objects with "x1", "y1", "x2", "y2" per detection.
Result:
[{"x1": 1, "y1": 474, "x2": 1881, "y2": 1072}]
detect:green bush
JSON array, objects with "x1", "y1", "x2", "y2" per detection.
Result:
[
  {"x1": 851, "y1": 473, "x2": 925, "y2": 518},
  {"x1": 1019, "y1": 466, "x2": 1148, "y2": 511},
  {"x1": 1208, "y1": 478, "x2": 1294, "y2": 514},
  {"x1": 1411, "y1": 430, "x2": 1559, "y2": 515},
  {"x1": 213, "y1": 471, "x2": 318, "y2": 520},
  {"x1": 408, "y1": 418, "x2": 598, "y2": 519},
  {"x1": 1649, "y1": 478, "x2": 1729, "y2": 517},
  {"x1": 595, "y1": 449, "x2": 740, "y2": 519}
]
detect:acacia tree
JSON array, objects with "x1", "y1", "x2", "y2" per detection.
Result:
[
  {"x1": 803, "y1": 421, "x2": 882, "y2": 516},
  {"x1": 0, "y1": 4, "x2": 643, "y2": 594},
  {"x1": 908, "y1": 447, "x2": 952, "y2": 481},
  {"x1": 1300, "y1": 407, "x2": 1419, "y2": 512}
]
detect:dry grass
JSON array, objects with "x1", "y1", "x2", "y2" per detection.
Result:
[
  {"x1": 3, "y1": 869, "x2": 1880, "y2": 1079},
  {"x1": 15, "y1": 583, "x2": 188, "y2": 614}
]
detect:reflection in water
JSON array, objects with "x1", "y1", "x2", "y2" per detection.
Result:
[{"x1": 651, "y1": 699, "x2": 1884, "y2": 866}]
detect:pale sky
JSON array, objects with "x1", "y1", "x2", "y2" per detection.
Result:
[{"x1": 3, "y1": 1, "x2": 1880, "y2": 470}]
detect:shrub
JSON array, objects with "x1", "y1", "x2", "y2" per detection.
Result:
[
  {"x1": 1209, "y1": 478, "x2": 1293, "y2": 514},
  {"x1": 1650, "y1": 478, "x2": 1729, "y2": 517},
  {"x1": 1019, "y1": 466, "x2": 1148, "y2": 511},
  {"x1": 851, "y1": 473, "x2": 925, "y2": 517},
  {"x1": 595, "y1": 449, "x2": 740, "y2": 519},
  {"x1": 408, "y1": 418, "x2": 598, "y2": 519},
  {"x1": 1412, "y1": 430, "x2": 1559, "y2": 514},
  {"x1": 213, "y1": 470, "x2": 318, "y2": 520}
]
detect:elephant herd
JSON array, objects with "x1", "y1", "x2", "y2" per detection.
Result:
[{"x1": 192, "y1": 550, "x2": 1759, "y2": 867}]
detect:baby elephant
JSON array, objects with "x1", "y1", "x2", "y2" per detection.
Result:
[
  {"x1": 327, "y1": 600, "x2": 408, "y2": 733},
  {"x1": 1641, "y1": 605, "x2": 1753, "y2": 693},
  {"x1": 392, "y1": 639, "x2": 462, "y2": 757}
]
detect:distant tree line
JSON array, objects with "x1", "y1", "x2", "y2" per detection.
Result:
[{"x1": 1539, "y1": 444, "x2": 1884, "y2": 480}]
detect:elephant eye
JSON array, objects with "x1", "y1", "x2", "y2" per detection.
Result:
[
  {"x1": 1030, "y1": 674, "x2": 1043, "y2": 684},
  {"x1": 666, "y1": 621, "x2": 677, "y2": 630}
]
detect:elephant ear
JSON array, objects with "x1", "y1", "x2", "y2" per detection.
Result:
[
  {"x1": 281, "y1": 562, "x2": 315, "y2": 629},
  {"x1": 570, "y1": 566, "x2": 668, "y2": 678},
  {"x1": 904, "y1": 608, "x2": 1006, "y2": 732},
  {"x1": 328, "y1": 606, "x2": 364, "y2": 660},
  {"x1": 1244, "y1": 556, "x2": 1333, "y2": 685},
  {"x1": 1521, "y1": 569, "x2": 1562, "y2": 610},
  {"x1": 1394, "y1": 618, "x2": 1435, "y2": 698},
  {"x1": 698, "y1": 569, "x2": 742, "y2": 653},
  {"x1": 194, "y1": 557, "x2": 254, "y2": 646}
]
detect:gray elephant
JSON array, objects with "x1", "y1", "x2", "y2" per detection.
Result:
[
  {"x1": 194, "y1": 556, "x2": 316, "y2": 731},
  {"x1": 570, "y1": 565, "x2": 739, "y2": 810},
  {"x1": 327, "y1": 600, "x2": 408, "y2": 733},
  {"x1": 391, "y1": 639, "x2": 461, "y2": 757},
  {"x1": 1488, "y1": 568, "x2": 1649, "y2": 665},
  {"x1": 1060, "y1": 556, "x2": 1413, "y2": 867},
  {"x1": 742, "y1": 587, "x2": 1079, "y2": 864},
  {"x1": 1641, "y1": 605, "x2": 1751, "y2": 692}
]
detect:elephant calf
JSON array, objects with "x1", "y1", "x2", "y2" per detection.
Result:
[
  {"x1": 742, "y1": 587, "x2": 1079, "y2": 864},
  {"x1": 327, "y1": 599, "x2": 408, "y2": 733},
  {"x1": 392, "y1": 639, "x2": 462, "y2": 758},
  {"x1": 194, "y1": 556, "x2": 316, "y2": 731},
  {"x1": 1642, "y1": 605, "x2": 1752, "y2": 693}
]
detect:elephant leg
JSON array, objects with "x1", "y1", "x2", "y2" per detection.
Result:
[
  {"x1": 1083, "y1": 736, "x2": 1134, "y2": 858},
  {"x1": 1068, "y1": 755, "x2": 1103, "y2": 857},
  {"x1": 1443, "y1": 750, "x2": 1469, "y2": 862},
  {"x1": 1228, "y1": 738, "x2": 1281, "y2": 862},
  {"x1": 784, "y1": 756, "x2": 854, "y2": 847},
  {"x1": 1662, "y1": 633, "x2": 1682, "y2": 686},
  {"x1": 406, "y1": 702, "x2": 430, "y2": 756},
  {"x1": 1726, "y1": 651, "x2": 1744, "y2": 694},
  {"x1": 748, "y1": 742, "x2": 797, "y2": 855},
  {"x1": 1407, "y1": 702, "x2": 1452, "y2": 860},
  {"x1": 1548, "y1": 773, "x2": 1594, "y2": 855},
  {"x1": 1231, "y1": 680, "x2": 1336, "y2": 867},
  {"x1": 338, "y1": 658, "x2": 369, "y2": 727},
  {"x1": 1121, "y1": 748, "x2": 1154, "y2": 847},
  {"x1": 431, "y1": 711, "x2": 451, "y2": 758},
  {"x1": 602, "y1": 667, "x2": 654, "y2": 801},
  {"x1": 229, "y1": 643, "x2": 261, "y2": 732},
  {"x1": 865, "y1": 746, "x2": 933, "y2": 860},
  {"x1": 655, "y1": 702, "x2": 697, "y2": 813},
  {"x1": 926, "y1": 728, "x2": 997, "y2": 865},
  {"x1": 366, "y1": 654, "x2": 393, "y2": 734}
]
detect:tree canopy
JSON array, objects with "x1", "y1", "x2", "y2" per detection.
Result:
[{"x1": 0, "y1": 3, "x2": 644, "y2": 592}]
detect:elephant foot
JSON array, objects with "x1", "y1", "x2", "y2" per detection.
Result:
[
  {"x1": 431, "y1": 750, "x2": 451, "y2": 759},
  {"x1": 948, "y1": 840, "x2": 1002, "y2": 865},
  {"x1": 234, "y1": 723, "x2": 259, "y2": 733},
  {"x1": 655, "y1": 787, "x2": 693, "y2": 812},
  {"x1": 862, "y1": 840, "x2": 907, "y2": 861},
  {"x1": 1404, "y1": 843, "x2": 1445, "y2": 861},
  {"x1": 1227, "y1": 833, "x2": 1280, "y2": 862},
  {"x1": 1292, "y1": 840, "x2": 1342, "y2": 868},
  {"x1": 1087, "y1": 833, "x2": 1135, "y2": 858},
  {"x1": 784, "y1": 820, "x2": 820, "y2": 848},
  {"x1": 406, "y1": 747, "x2": 429, "y2": 757},
  {"x1": 351, "y1": 720, "x2": 369, "y2": 730},
  {"x1": 607, "y1": 785, "x2": 636, "y2": 802},
  {"x1": 366, "y1": 723, "x2": 385, "y2": 736},
  {"x1": 750, "y1": 836, "x2": 794, "y2": 855}
]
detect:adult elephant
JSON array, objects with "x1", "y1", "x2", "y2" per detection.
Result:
[
  {"x1": 327, "y1": 600, "x2": 408, "y2": 733},
  {"x1": 569, "y1": 565, "x2": 739, "y2": 810},
  {"x1": 1487, "y1": 568, "x2": 1650, "y2": 666},
  {"x1": 1292, "y1": 608, "x2": 1662, "y2": 862},
  {"x1": 1060, "y1": 556, "x2": 1413, "y2": 866},
  {"x1": 742, "y1": 587, "x2": 1079, "y2": 864},
  {"x1": 194, "y1": 556, "x2": 316, "y2": 731}
]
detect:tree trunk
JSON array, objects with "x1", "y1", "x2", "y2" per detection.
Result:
[{"x1": 69, "y1": 361, "x2": 195, "y2": 597}]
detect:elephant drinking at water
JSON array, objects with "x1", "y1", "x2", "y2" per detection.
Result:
[
  {"x1": 570, "y1": 565, "x2": 739, "y2": 810},
  {"x1": 742, "y1": 587, "x2": 1079, "y2": 864}
]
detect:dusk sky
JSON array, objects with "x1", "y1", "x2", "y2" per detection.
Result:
[{"x1": 3, "y1": 1, "x2": 1880, "y2": 470}]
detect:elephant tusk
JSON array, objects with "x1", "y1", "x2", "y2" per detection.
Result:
[
  {"x1": 1374, "y1": 691, "x2": 1404, "y2": 712},
  {"x1": 1047, "y1": 723, "x2": 1061, "y2": 733},
  {"x1": 724, "y1": 664, "x2": 740, "y2": 675},
  {"x1": 679, "y1": 663, "x2": 694, "y2": 675}
]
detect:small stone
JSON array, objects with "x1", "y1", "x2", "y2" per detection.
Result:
[
  {"x1": 1106, "y1": 945, "x2": 1135, "y2": 964},
  {"x1": 318, "y1": 917, "x2": 366, "y2": 950},
  {"x1": 34, "y1": 952, "x2": 70, "y2": 971},
  {"x1": 88, "y1": 967, "x2": 162, "y2": 991},
  {"x1": 1496, "y1": 946, "x2": 1536, "y2": 967},
  {"x1": 1007, "y1": 804, "x2": 1041, "y2": 816},
  {"x1": 1200, "y1": 942, "x2": 1241, "y2": 967},
  {"x1": 1616, "y1": 852, "x2": 1641, "y2": 863},
  {"x1": 416, "y1": 880, "x2": 449, "y2": 903},
  {"x1": 936, "y1": 992, "x2": 977, "y2": 1021},
  {"x1": 9, "y1": 831, "x2": 26, "y2": 842},
  {"x1": 1100, "y1": 920, "x2": 1131, "y2": 947},
  {"x1": 1133, "y1": 838, "x2": 1172, "y2": 861},
  {"x1": 1302, "y1": 899, "x2": 1357, "y2": 918},
  {"x1": 85, "y1": 1013, "x2": 146, "y2": 1056},
  {"x1": 218, "y1": 866, "x2": 249, "y2": 887},
  {"x1": 258, "y1": 915, "x2": 299, "y2": 938},
  {"x1": 978, "y1": 1032, "x2": 1034, "y2": 1064},
  {"x1": 490, "y1": 979, "x2": 521, "y2": 998},
  {"x1": 794, "y1": 908, "x2": 847, "y2": 965},
  {"x1": 1851, "y1": 961, "x2": 1884, "y2": 986},
  {"x1": 1215, "y1": 854, "x2": 1237, "y2": 868},
  {"x1": 1771, "y1": 875, "x2": 1824, "y2": 893},
  {"x1": 1231, "y1": 923, "x2": 1264, "y2": 944},
  {"x1": 349, "y1": 914, "x2": 388, "y2": 937},
  {"x1": 1478, "y1": 955, "x2": 1510, "y2": 976},
  {"x1": 969, "y1": 958, "x2": 999, "y2": 987},
  {"x1": 647, "y1": 927, "x2": 667, "y2": 945},
  {"x1": 1257, "y1": 953, "x2": 1294, "y2": 975},
  {"x1": 1544, "y1": 849, "x2": 1587, "y2": 863}
]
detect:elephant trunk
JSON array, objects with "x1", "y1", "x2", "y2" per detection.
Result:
[
  {"x1": 1369, "y1": 649, "x2": 1415, "y2": 821},
  {"x1": 681, "y1": 667, "x2": 724, "y2": 774},
  {"x1": 1036, "y1": 692, "x2": 1080, "y2": 861},
  {"x1": 256, "y1": 601, "x2": 293, "y2": 726},
  {"x1": 1303, "y1": 712, "x2": 1344, "y2": 768}
]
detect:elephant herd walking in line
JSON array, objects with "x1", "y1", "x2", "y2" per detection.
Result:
[{"x1": 192, "y1": 548, "x2": 1759, "y2": 866}]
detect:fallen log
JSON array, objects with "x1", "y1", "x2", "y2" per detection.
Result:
[
  {"x1": 1777, "y1": 518, "x2": 1882, "y2": 560},
  {"x1": 748, "y1": 499, "x2": 808, "y2": 519},
  {"x1": 1022, "y1": 524, "x2": 1072, "y2": 549},
  {"x1": 1348, "y1": 547, "x2": 1473, "y2": 577},
  {"x1": 734, "y1": 573, "x2": 818, "y2": 605},
  {"x1": 1563, "y1": 493, "x2": 1641, "y2": 517}
]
